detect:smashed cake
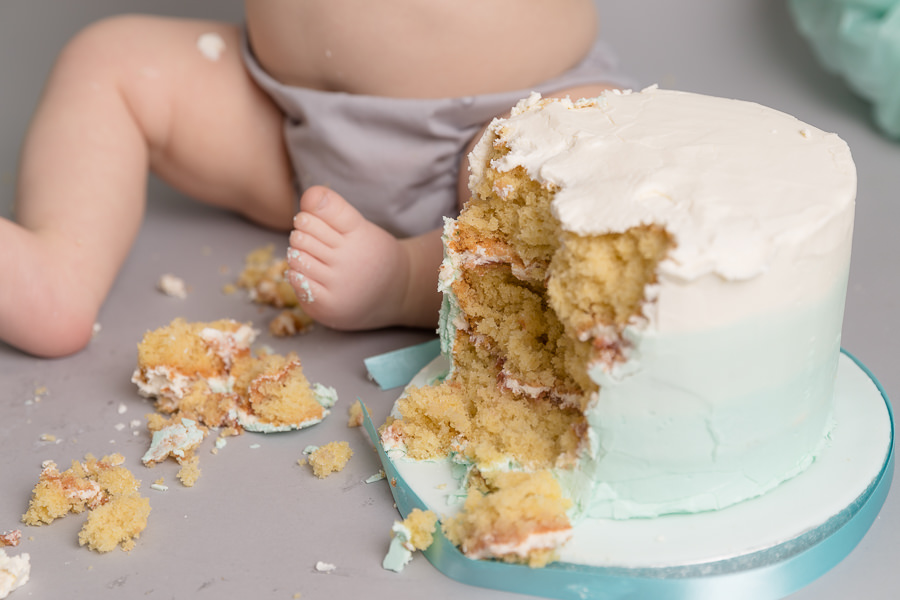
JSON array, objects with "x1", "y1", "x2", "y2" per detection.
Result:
[
  {"x1": 132, "y1": 318, "x2": 337, "y2": 433},
  {"x1": 132, "y1": 318, "x2": 338, "y2": 483},
  {"x1": 382, "y1": 88, "x2": 856, "y2": 565},
  {"x1": 22, "y1": 453, "x2": 150, "y2": 553}
]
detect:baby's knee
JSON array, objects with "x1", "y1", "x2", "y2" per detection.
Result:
[
  {"x1": 56, "y1": 15, "x2": 148, "y2": 65},
  {"x1": 34, "y1": 311, "x2": 96, "y2": 358},
  {"x1": 52, "y1": 15, "x2": 174, "y2": 83}
]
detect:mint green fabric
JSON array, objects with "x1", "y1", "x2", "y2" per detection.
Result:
[{"x1": 789, "y1": 0, "x2": 900, "y2": 137}]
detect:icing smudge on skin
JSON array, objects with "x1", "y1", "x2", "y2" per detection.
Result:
[{"x1": 196, "y1": 32, "x2": 226, "y2": 61}]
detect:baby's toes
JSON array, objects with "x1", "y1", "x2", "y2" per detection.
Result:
[
  {"x1": 286, "y1": 267, "x2": 325, "y2": 305},
  {"x1": 299, "y1": 186, "x2": 365, "y2": 235},
  {"x1": 289, "y1": 227, "x2": 335, "y2": 264}
]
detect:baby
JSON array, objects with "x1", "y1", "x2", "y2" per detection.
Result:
[{"x1": 0, "y1": 0, "x2": 624, "y2": 357}]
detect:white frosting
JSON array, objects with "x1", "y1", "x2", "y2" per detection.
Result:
[
  {"x1": 462, "y1": 87, "x2": 856, "y2": 519},
  {"x1": 157, "y1": 274, "x2": 188, "y2": 299},
  {"x1": 141, "y1": 418, "x2": 206, "y2": 465},
  {"x1": 196, "y1": 32, "x2": 226, "y2": 61},
  {"x1": 465, "y1": 529, "x2": 573, "y2": 562},
  {"x1": 131, "y1": 366, "x2": 197, "y2": 400},
  {"x1": 382, "y1": 522, "x2": 415, "y2": 572},
  {"x1": 199, "y1": 324, "x2": 256, "y2": 368},
  {"x1": 0, "y1": 550, "x2": 29, "y2": 599},
  {"x1": 470, "y1": 87, "x2": 856, "y2": 333}
]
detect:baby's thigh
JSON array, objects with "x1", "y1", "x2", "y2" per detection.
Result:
[{"x1": 68, "y1": 15, "x2": 293, "y2": 226}]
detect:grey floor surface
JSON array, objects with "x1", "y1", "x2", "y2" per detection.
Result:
[{"x1": 1, "y1": 1, "x2": 897, "y2": 599}]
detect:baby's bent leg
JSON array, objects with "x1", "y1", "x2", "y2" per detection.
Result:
[
  {"x1": 2, "y1": 16, "x2": 293, "y2": 356},
  {"x1": 286, "y1": 187, "x2": 443, "y2": 330}
]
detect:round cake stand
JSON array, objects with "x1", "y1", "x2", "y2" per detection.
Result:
[{"x1": 361, "y1": 350, "x2": 894, "y2": 600}]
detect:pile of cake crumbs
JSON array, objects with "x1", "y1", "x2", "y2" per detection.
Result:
[
  {"x1": 234, "y1": 245, "x2": 314, "y2": 337},
  {"x1": 21, "y1": 453, "x2": 150, "y2": 553},
  {"x1": 132, "y1": 318, "x2": 338, "y2": 486}
]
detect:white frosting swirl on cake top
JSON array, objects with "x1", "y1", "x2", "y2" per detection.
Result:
[{"x1": 470, "y1": 86, "x2": 856, "y2": 283}]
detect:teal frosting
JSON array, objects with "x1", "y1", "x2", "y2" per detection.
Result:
[
  {"x1": 382, "y1": 523, "x2": 414, "y2": 572},
  {"x1": 789, "y1": 0, "x2": 900, "y2": 137}
]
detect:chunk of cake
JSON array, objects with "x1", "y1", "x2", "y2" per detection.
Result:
[
  {"x1": 22, "y1": 454, "x2": 150, "y2": 553},
  {"x1": 142, "y1": 415, "x2": 206, "y2": 487},
  {"x1": 443, "y1": 471, "x2": 572, "y2": 568},
  {"x1": 384, "y1": 87, "x2": 856, "y2": 562},
  {"x1": 132, "y1": 318, "x2": 337, "y2": 433},
  {"x1": 382, "y1": 508, "x2": 438, "y2": 572},
  {"x1": 307, "y1": 441, "x2": 353, "y2": 479}
]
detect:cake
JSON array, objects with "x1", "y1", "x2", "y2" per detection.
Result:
[
  {"x1": 142, "y1": 414, "x2": 206, "y2": 486},
  {"x1": 0, "y1": 531, "x2": 20, "y2": 548},
  {"x1": 306, "y1": 441, "x2": 353, "y2": 479},
  {"x1": 132, "y1": 318, "x2": 337, "y2": 434},
  {"x1": 22, "y1": 453, "x2": 151, "y2": 553},
  {"x1": 382, "y1": 508, "x2": 438, "y2": 572},
  {"x1": 382, "y1": 87, "x2": 856, "y2": 564}
]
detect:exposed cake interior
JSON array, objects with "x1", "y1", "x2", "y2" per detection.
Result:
[{"x1": 383, "y1": 88, "x2": 855, "y2": 565}]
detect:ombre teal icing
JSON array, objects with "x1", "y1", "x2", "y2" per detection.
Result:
[{"x1": 362, "y1": 349, "x2": 893, "y2": 600}]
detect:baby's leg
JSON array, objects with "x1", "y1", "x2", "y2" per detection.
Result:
[
  {"x1": 1, "y1": 16, "x2": 294, "y2": 357},
  {"x1": 286, "y1": 186, "x2": 443, "y2": 330}
]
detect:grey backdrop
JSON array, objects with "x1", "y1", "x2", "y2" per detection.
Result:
[{"x1": 1, "y1": 2, "x2": 896, "y2": 599}]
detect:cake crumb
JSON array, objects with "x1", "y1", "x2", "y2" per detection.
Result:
[
  {"x1": 0, "y1": 530, "x2": 21, "y2": 548},
  {"x1": 176, "y1": 455, "x2": 201, "y2": 488},
  {"x1": 314, "y1": 561, "x2": 336, "y2": 573},
  {"x1": 307, "y1": 442, "x2": 353, "y2": 479},
  {"x1": 22, "y1": 453, "x2": 151, "y2": 553},
  {"x1": 0, "y1": 549, "x2": 30, "y2": 597},
  {"x1": 268, "y1": 308, "x2": 314, "y2": 337},
  {"x1": 365, "y1": 470, "x2": 386, "y2": 484},
  {"x1": 157, "y1": 274, "x2": 188, "y2": 299},
  {"x1": 382, "y1": 508, "x2": 438, "y2": 572},
  {"x1": 78, "y1": 494, "x2": 151, "y2": 553},
  {"x1": 347, "y1": 400, "x2": 366, "y2": 428},
  {"x1": 235, "y1": 245, "x2": 318, "y2": 336}
]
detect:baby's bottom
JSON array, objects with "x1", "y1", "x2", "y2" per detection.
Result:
[{"x1": 2, "y1": 15, "x2": 295, "y2": 357}]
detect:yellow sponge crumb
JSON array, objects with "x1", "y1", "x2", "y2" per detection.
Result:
[
  {"x1": 347, "y1": 400, "x2": 366, "y2": 428},
  {"x1": 402, "y1": 508, "x2": 438, "y2": 551},
  {"x1": 308, "y1": 442, "x2": 353, "y2": 479},
  {"x1": 443, "y1": 470, "x2": 571, "y2": 568},
  {"x1": 22, "y1": 453, "x2": 150, "y2": 553},
  {"x1": 78, "y1": 494, "x2": 151, "y2": 553}
]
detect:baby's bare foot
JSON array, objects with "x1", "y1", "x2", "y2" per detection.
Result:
[{"x1": 286, "y1": 186, "x2": 442, "y2": 330}]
